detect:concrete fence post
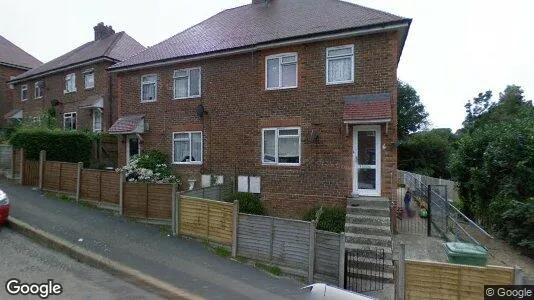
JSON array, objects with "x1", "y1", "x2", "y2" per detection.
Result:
[
  {"x1": 19, "y1": 148, "x2": 24, "y2": 184},
  {"x1": 38, "y1": 150, "x2": 46, "y2": 190},
  {"x1": 176, "y1": 191, "x2": 181, "y2": 235},
  {"x1": 119, "y1": 173, "x2": 124, "y2": 215},
  {"x1": 75, "y1": 162, "x2": 83, "y2": 202},
  {"x1": 171, "y1": 183, "x2": 178, "y2": 236},
  {"x1": 308, "y1": 220, "x2": 316, "y2": 284},
  {"x1": 231, "y1": 200, "x2": 239, "y2": 258},
  {"x1": 514, "y1": 266, "x2": 524, "y2": 285},
  {"x1": 338, "y1": 232, "x2": 346, "y2": 288},
  {"x1": 397, "y1": 243, "x2": 406, "y2": 300}
]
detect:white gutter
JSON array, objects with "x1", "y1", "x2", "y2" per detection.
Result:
[
  {"x1": 110, "y1": 23, "x2": 410, "y2": 73},
  {"x1": 8, "y1": 57, "x2": 117, "y2": 84}
]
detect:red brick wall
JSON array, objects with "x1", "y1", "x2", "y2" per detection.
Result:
[
  {"x1": 116, "y1": 32, "x2": 399, "y2": 217},
  {"x1": 11, "y1": 62, "x2": 115, "y2": 131},
  {"x1": 0, "y1": 65, "x2": 27, "y2": 126}
]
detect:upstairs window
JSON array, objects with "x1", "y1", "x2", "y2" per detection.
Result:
[
  {"x1": 65, "y1": 73, "x2": 76, "y2": 93},
  {"x1": 63, "y1": 112, "x2": 77, "y2": 130},
  {"x1": 266, "y1": 53, "x2": 297, "y2": 89},
  {"x1": 141, "y1": 74, "x2": 157, "y2": 102},
  {"x1": 173, "y1": 68, "x2": 201, "y2": 99},
  {"x1": 21, "y1": 85, "x2": 28, "y2": 101},
  {"x1": 84, "y1": 71, "x2": 95, "y2": 89},
  {"x1": 326, "y1": 45, "x2": 354, "y2": 84},
  {"x1": 34, "y1": 81, "x2": 43, "y2": 98},
  {"x1": 173, "y1": 132, "x2": 202, "y2": 164},
  {"x1": 262, "y1": 127, "x2": 301, "y2": 165}
]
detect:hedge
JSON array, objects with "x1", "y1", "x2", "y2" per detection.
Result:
[
  {"x1": 303, "y1": 206, "x2": 346, "y2": 233},
  {"x1": 10, "y1": 128, "x2": 94, "y2": 166}
]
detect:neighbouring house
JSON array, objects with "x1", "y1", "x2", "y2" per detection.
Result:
[
  {"x1": 0, "y1": 35, "x2": 42, "y2": 127},
  {"x1": 109, "y1": 0, "x2": 411, "y2": 217},
  {"x1": 8, "y1": 23, "x2": 145, "y2": 134}
]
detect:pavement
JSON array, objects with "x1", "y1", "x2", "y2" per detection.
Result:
[
  {"x1": 0, "y1": 227, "x2": 164, "y2": 300},
  {"x1": 0, "y1": 180, "x2": 306, "y2": 300}
]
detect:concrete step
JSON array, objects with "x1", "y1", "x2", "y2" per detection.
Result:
[
  {"x1": 347, "y1": 197, "x2": 390, "y2": 209},
  {"x1": 345, "y1": 243, "x2": 393, "y2": 260},
  {"x1": 345, "y1": 224, "x2": 391, "y2": 236},
  {"x1": 346, "y1": 205, "x2": 390, "y2": 217},
  {"x1": 345, "y1": 233, "x2": 392, "y2": 247},
  {"x1": 346, "y1": 214, "x2": 390, "y2": 227},
  {"x1": 346, "y1": 257, "x2": 395, "y2": 274}
]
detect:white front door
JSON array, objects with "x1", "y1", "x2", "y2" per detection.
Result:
[{"x1": 353, "y1": 125, "x2": 381, "y2": 196}]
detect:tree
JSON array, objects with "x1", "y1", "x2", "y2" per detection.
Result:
[{"x1": 397, "y1": 80, "x2": 429, "y2": 140}]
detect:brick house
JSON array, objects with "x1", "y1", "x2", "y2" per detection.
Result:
[
  {"x1": 8, "y1": 23, "x2": 145, "y2": 133},
  {"x1": 109, "y1": 0, "x2": 411, "y2": 217},
  {"x1": 0, "y1": 35, "x2": 42, "y2": 126}
]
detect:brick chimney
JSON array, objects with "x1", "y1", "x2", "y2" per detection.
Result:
[{"x1": 93, "y1": 22, "x2": 115, "y2": 41}]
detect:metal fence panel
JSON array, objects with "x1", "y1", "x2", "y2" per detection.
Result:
[{"x1": 429, "y1": 185, "x2": 448, "y2": 238}]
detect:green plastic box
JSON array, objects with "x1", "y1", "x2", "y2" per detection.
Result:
[{"x1": 444, "y1": 242, "x2": 488, "y2": 266}]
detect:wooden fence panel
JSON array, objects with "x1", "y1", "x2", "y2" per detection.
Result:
[
  {"x1": 80, "y1": 169, "x2": 101, "y2": 201},
  {"x1": 43, "y1": 161, "x2": 60, "y2": 191},
  {"x1": 123, "y1": 183, "x2": 148, "y2": 218},
  {"x1": 237, "y1": 214, "x2": 272, "y2": 261},
  {"x1": 405, "y1": 260, "x2": 514, "y2": 300},
  {"x1": 23, "y1": 160, "x2": 39, "y2": 186},
  {"x1": 314, "y1": 230, "x2": 341, "y2": 284},
  {"x1": 100, "y1": 171, "x2": 119, "y2": 204},
  {"x1": 59, "y1": 163, "x2": 77, "y2": 193},
  {"x1": 12, "y1": 148, "x2": 21, "y2": 178},
  {"x1": 179, "y1": 196, "x2": 233, "y2": 245},
  {"x1": 147, "y1": 184, "x2": 173, "y2": 220},
  {"x1": 0, "y1": 145, "x2": 12, "y2": 169}
]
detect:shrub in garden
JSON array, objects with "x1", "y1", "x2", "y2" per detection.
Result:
[
  {"x1": 116, "y1": 152, "x2": 180, "y2": 184},
  {"x1": 303, "y1": 206, "x2": 346, "y2": 233},
  {"x1": 226, "y1": 192, "x2": 264, "y2": 215}
]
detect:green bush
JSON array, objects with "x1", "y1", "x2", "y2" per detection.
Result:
[
  {"x1": 226, "y1": 192, "x2": 264, "y2": 215},
  {"x1": 499, "y1": 199, "x2": 534, "y2": 254},
  {"x1": 303, "y1": 206, "x2": 346, "y2": 233},
  {"x1": 10, "y1": 128, "x2": 94, "y2": 166}
]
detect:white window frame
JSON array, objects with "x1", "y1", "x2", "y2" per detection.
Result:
[
  {"x1": 64, "y1": 73, "x2": 76, "y2": 93},
  {"x1": 172, "y1": 131, "x2": 203, "y2": 165},
  {"x1": 173, "y1": 67, "x2": 201, "y2": 99},
  {"x1": 261, "y1": 127, "x2": 301, "y2": 166},
  {"x1": 21, "y1": 85, "x2": 28, "y2": 101},
  {"x1": 265, "y1": 53, "x2": 298, "y2": 90},
  {"x1": 140, "y1": 74, "x2": 157, "y2": 102},
  {"x1": 34, "y1": 81, "x2": 43, "y2": 99},
  {"x1": 84, "y1": 72, "x2": 95, "y2": 89},
  {"x1": 63, "y1": 112, "x2": 77, "y2": 130},
  {"x1": 326, "y1": 44, "x2": 355, "y2": 85},
  {"x1": 92, "y1": 108, "x2": 102, "y2": 133}
]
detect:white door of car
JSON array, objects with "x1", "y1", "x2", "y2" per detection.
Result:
[{"x1": 353, "y1": 125, "x2": 381, "y2": 196}]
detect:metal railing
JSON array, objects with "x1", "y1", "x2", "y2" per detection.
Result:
[{"x1": 344, "y1": 248, "x2": 385, "y2": 293}]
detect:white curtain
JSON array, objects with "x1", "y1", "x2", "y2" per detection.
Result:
[
  {"x1": 142, "y1": 83, "x2": 155, "y2": 100},
  {"x1": 191, "y1": 133, "x2": 202, "y2": 162},
  {"x1": 174, "y1": 133, "x2": 189, "y2": 162},
  {"x1": 263, "y1": 130, "x2": 276, "y2": 162},
  {"x1": 189, "y1": 69, "x2": 200, "y2": 96},
  {"x1": 281, "y1": 63, "x2": 296, "y2": 87},
  {"x1": 174, "y1": 77, "x2": 188, "y2": 98},
  {"x1": 328, "y1": 57, "x2": 351, "y2": 82}
]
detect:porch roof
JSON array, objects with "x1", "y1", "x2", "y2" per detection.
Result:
[
  {"x1": 343, "y1": 93, "x2": 392, "y2": 122},
  {"x1": 78, "y1": 94, "x2": 104, "y2": 109},
  {"x1": 4, "y1": 108, "x2": 22, "y2": 120},
  {"x1": 108, "y1": 114, "x2": 145, "y2": 135}
]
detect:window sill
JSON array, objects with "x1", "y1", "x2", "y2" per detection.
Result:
[
  {"x1": 141, "y1": 99, "x2": 157, "y2": 103},
  {"x1": 326, "y1": 80, "x2": 354, "y2": 86},
  {"x1": 172, "y1": 162, "x2": 203, "y2": 166},
  {"x1": 34, "y1": 97, "x2": 43, "y2": 100},
  {"x1": 262, "y1": 163, "x2": 301, "y2": 167},
  {"x1": 265, "y1": 86, "x2": 298, "y2": 91},
  {"x1": 64, "y1": 90, "x2": 77, "y2": 94},
  {"x1": 173, "y1": 95, "x2": 201, "y2": 100}
]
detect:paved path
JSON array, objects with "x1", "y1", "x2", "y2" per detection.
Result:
[
  {"x1": 0, "y1": 227, "x2": 163, "y2": 300},
  {"x1": 0, "y1": 181, "x2": 305, "y2": 300}
]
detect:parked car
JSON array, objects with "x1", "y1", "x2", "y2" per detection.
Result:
[
  {"x1": 303, "y1": 283, "x2": 376, "y2": 300},
  {"x1": 0, "y1": 189, "x2": 10, "y2": 225}
]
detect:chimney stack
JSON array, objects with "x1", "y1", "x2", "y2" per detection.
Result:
[{"x1": 93, "y1": 22, "x2": 115, "y2": 41}]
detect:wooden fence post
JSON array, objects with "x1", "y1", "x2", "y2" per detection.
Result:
[
  {"x1": 38, "y1": 150, "x2": 46, "y2": 190},
  {"x1": 231, "y1": 200, "x2": 239, "y2": 258},
  {"x1": 397, "y1": 243, "x2": 406, "y2": 300},
  {"x1": 308, "y1": 220, "x2": 316, "y2": 284},
  {"x1": 338, "y1": 232, "x2": 345, "y2": 288},
  {"x1": 75, "y1": 162, "x2": 83, "y2": 202},
  {"x1": 171, "y1": 183, "x2": 178, "y2": 236},
  {"x1": 119, "y1": 173, "x2": 124, "y2": 215},
  {"x1": 176, "y1": 191, "x2": 181, "y2": 235},
  {"x1": 19, "y1": 148, "x2": 24, "y2": 184},
  {"x1": 514, "y1": 266, "x2": 524, "y2": 285},
  {"x1": 10, "y1": 146, "x2": 15, "y2": 179}
]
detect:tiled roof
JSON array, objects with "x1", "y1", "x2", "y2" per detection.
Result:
[
  {"x1": 11, "y1": 32, "x2": 145, "y2": 82},
  {"x1": 343, "y1": 93, "x2": 392, "y2": 121},
  {"x1": 111, "y1": 0, "x2": 410, "y2": 70},
  {"x1": 4, "y1": 108, "x2": 22, "y2": 120},
  {"x1": 108, "y1": 114, "x2": 145, "y2": 134},
  {"x1": 0, "y1": 35, "x2": 42, "y2": 69},
  {"x1": 78, "y1": 94, "x2": 104, "y2": 109}
]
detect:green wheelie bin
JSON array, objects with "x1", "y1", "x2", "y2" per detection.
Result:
[{"x1": 444, "y1": 242, "x2": 488, "y2": 266}]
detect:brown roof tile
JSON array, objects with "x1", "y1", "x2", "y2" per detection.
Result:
[
  {"x1": 343, "y1": 93, "x2": 392, "y2": 121},
  {"x1": 0, "y1": 35, "x2": 42, "y2": 69}
]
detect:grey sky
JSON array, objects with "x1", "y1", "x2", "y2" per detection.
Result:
[{"x1": 2, "y1": 0, "x2": 532, "y2": 130}]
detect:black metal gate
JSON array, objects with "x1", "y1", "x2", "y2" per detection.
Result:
[{"x1": 344, "y1": 248, "x2": 385, "y2": 293}]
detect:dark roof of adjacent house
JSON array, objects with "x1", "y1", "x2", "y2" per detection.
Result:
[
  {"x1": 343, "y1": 93, "x2": 392, "y2": 121},
  {"x1": 110, "y1": 0, "x2": 410, "y2": 70},
  {"x1": 11, "y1": 32, "x2": 145, "y2": 82},
  {"x1": 0, "y1": 35, "x2": 42, "y2": 70}
]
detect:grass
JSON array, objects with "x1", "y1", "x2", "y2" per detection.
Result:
[
  {"x1": 214, "y1": 246, "x2": 231, "y2": 258},
  {"x1": 235, "y1": 256, "x2": 248, "y2": 263},
  {"x1": 159, "y1": 225, "x2": 170, "y2": 236},
  {"x1": 255, "y1": 262, "x2": 282, "y2": 276}
]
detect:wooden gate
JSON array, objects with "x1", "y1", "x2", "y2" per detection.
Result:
[{"x1": 23, "y1": 160, "x2": 39, "y2": 186}]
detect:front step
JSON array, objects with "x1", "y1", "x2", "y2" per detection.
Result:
[
  {"x1": 345, "y1": 232, "x2": 392, "y2": 247},
  {"x1": 345, "y1": 243, "x2": 393, "y2": 260},
  {"x1": 345, "y1": 223, "x2": 391, "y2": 236},
  {"x1": 346, "y1": 205, "x2": 390, "y2": 217},
  {"x1": 348, "y1": 196, "x2": 390, "y2": 208},
  {"x1": 346, "y1": 214, "x2": 390, "y2": 227},
  {"x1": 346, "y1": 254, "x2": 395, "y2": 273}
]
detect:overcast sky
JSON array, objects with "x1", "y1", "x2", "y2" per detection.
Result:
[{"x1": 2, "y1": 0, "x2": 532, "y2": 130}]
